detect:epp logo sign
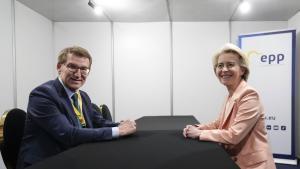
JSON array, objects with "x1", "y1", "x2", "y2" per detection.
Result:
[
  {"x1": 246, "y1": 51, "x2": 285, "y2": 65},
  {"x1": 260, "y1": 54, "x2": 284, "y2": 64}
]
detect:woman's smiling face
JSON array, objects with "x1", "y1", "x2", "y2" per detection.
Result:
[{"x1": 216, "y1": 52, "x2": 245, "y2": 91}]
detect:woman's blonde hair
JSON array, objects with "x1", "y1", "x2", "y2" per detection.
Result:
[{"x1": 212, "y1": 43, "x2": 250, "y2": 81}]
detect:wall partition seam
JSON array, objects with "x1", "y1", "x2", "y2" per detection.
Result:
[
  {"x1": 229, "y1": 9, "x2": 233, "y2": 43},
  {"x1": 169, "y1": 21, "x2": 174, "y2": 116},
  {"x1": 111, "y1": 22, "x2": 116, "y2": 121},
  {"x1": 166, "y1": 0, "x2": 174, "y2": 116},
  {"x1": 11, "y1": 0, "x2": 17, "y2": 108},
  {"x1": 229, "y1": 21, "x2": 232, "y2": 43},
  {"x1": 229, "y1": 0, "x2": 242, "y2": 43},
  {"x1": 52, "y1": 22, "x2": 56, "y2": 79},
  {"x1": 101, "y1": 5, "x2": 115, "y2": 121}
]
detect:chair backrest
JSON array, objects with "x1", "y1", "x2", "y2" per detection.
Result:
[
  {"x1": 91, "y1": 103, "x2": 101, "y2": 113},
  {"x1": 99, "y1": 104, "x2": 112, "y2": 121},
  {"x1": 91, "y1": 103, "x2": 113, "y2": 121},
  {"x1": 0, "y1": 108, "x2": 26, "y2": 169}
]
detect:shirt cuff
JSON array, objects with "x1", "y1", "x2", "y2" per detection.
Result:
[
  {"x1": 198, "y1": 130, "x2": 202, "y2": 140},
  {"x1": 112, "y1": 127, "x2": 119, "y2": 138}
]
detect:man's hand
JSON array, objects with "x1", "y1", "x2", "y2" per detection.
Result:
[{"x1": 118, "y1": 120, "x2": 137, "y2": 136}]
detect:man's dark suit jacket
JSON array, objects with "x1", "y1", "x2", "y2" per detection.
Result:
[{"x1": 17, "y1": 78, "x2": 118, "y2": 168}]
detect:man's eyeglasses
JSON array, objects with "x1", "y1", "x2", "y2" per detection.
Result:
[{"x1": 65, "y1": 64, "x2": 90, "y2": 76}]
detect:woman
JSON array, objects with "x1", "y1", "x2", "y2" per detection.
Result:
[{"x1": 183, "y1": 43, "x2": 276, "y2": 169}]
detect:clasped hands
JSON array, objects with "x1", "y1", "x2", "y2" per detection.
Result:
[
  {"x1": 183, "y1": 124, "x2": 202, "y2": 139},
  {"x1": 118, "y1": 120, "x2": 137, "y2": 136}
]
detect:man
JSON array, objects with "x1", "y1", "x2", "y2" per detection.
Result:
[{"x1": 17, "y1": 46, "x2": 136, "y2": 168}]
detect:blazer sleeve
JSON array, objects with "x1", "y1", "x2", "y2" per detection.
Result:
[
  {"x1": 199, "y1": 90, "x2": 262, "y2": 145},
  {"x1": 197, "y1": 118, "x2": 221, "y2": 130},
  {"x1": 28, "y1": 86, "x2": 114, "y2": 149}
]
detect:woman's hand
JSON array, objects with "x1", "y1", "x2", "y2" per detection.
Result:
[{"x1": 183, "y1": 125, "x2": 202, "y2": 139}]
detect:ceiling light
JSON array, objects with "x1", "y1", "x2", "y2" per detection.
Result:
[
  {"x1": 88, "y1": 0, "x2": 103, "y2": 15},
  {"x1": 94, "y1": 6, "x2": 103, "y2": 15},
  {"x1": 239, "y1": 1, "x2": 251, "y2": 14},
  {"x1": 88, "y1": 0, "x2": 96, "y2": 8}
]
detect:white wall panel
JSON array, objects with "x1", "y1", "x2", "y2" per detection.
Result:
[
  {"x1": 173, "y1": 22, "x2": 229, "y2": 123},
  {"x1": 54, "y1": 22, "x2": 113, "y2": 111},
  {"x1": 15, "y1": 1, "x2": 54, "y2": 110},
  {"x1": 0, "y1": 0, "x2": 14, "y2": 168},
  {"x1": 0, "y1": 0, "x2": 14, "y2": 112},
  {"x1": 114, "y1": 22, "x2": 170, "y2": 121},
  {"x1": 288, "y1": 11, "x2": 300, "y2": 158},
  {"x1": 231, "y1": 21, "x2": 287, "y2": 44}
]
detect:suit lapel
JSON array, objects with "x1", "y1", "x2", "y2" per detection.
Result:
[
  {"x1": 221, "y1": 97, "x2": 235, "y2": 128},
  {"x1": 220, "y1": 80, "x2": 247, "y2": 128},
  {"x1": 218, "y1": 100, "x2": 227, "y2": 128},
  {"x1": 79, "y1": 91, "x2": 92, "y2": 128},
  {"x1": 53, "y1": 78, "x2": 80, "y2": 127}
]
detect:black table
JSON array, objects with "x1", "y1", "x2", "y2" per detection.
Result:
[
  {"x1": 27, "y1": 116, "x2": 239, "y2": 169},
  {"x1": 136, "y1": 115, "x2": 199, "y2": 131}
]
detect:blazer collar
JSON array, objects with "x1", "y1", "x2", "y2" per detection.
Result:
[
  {"x1": 53, "y1": 78, "x2": 81, "y2": 126},
  {"x1": 230, "y1": 80, "x2": 247, "y2": 102},
  {"x1": 221, "y1": 80, "x2": 247, "y2": 127},
  {"x1": 54, "y1": 78, "x2": 69, "y2": 98}
]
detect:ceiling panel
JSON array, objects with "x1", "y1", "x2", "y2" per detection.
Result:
[
  {"x1": 232, "y1": 0, "x2": 300, "y2": 21},
  {"x1": 16, "y1": 0, "x2": 300, "y2": 22},
  {"x1": 170, "y1": 0, "x2": 240, "y2": 21},
  {"x1": 17, "y1": 0, "x2": 109, "y2": 21},
  {"x1": 101, "y1": 0, "x2": 169, "y2": 22}
]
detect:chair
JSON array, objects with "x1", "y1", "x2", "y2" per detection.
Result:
[
  {"x1": 91, "y1": 103, "x2": 102, "y2": 114},
  {"x1": 99, "y1": 104, "x2": 112, "y2": 121},
  {"x1": 0, "y1": 108, "x2": 26, "y2": 169},
  {"x1": 91, "y1": 103, "x2": 112, "y2": 121}
]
